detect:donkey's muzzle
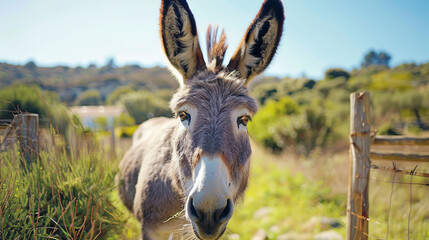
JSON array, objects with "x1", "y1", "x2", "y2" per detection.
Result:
[
  {"x1": 186, "y1": 153, "x2": 234, "y2": 239},
  {"x1": 187, "y1": 197, "x2": 233, "y2": 239}
]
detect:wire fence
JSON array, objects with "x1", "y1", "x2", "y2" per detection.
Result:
[{"x1": 347, "y1": 91, "x2": 429, "y2": 240}]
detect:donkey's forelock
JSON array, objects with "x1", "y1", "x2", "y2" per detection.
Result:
[
  {"x1": 206, "y1": 25, "x2": 228, "y2": 73},
  {"x1": 169, "y1": 71, "x2": 258, "y2": 115}
]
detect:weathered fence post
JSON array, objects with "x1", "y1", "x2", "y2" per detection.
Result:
[
  {"x1": 15, "y1": 113, "x2": 39, "y2": 165},
  {"x1": 347, "y1": 92, "x2": 371, "y2": 240}
]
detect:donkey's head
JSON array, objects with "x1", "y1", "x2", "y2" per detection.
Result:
[{"x1": 160, "y1": 0, "x2": 284, "y2": 239}]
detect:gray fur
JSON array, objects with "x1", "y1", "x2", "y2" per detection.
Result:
[
  {"x1": 118, "y1": 0, "x2": 284, "y2": 238},
  {"x1": 117, "y1": 71, "x2": 258, "y2": 239}
]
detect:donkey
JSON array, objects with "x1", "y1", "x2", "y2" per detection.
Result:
[{"x1": 117, "y1": 0, "x2": 284, "y2": 239}]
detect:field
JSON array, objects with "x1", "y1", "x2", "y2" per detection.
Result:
[
  {"x1": 1, "y1": 4, "x2": 429, "y2": 238},
  {"x1": 227, "y1": 141, "x2": 429, "y2": 239},
  {"x1": 1, "y1": 128, "x2": 428, "y2": 239}
]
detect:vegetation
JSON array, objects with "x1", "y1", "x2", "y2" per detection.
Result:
[
  {"x1": 226, "y1": 144, "x2": 429, "y2": 239},
  {"x1": 248, "y1": 97, "x2": 333, "y2": 155},
  {"x1": 106, "y1": 86, "x2": 134, "y2": 105},
  {"x1": 0, "y1": 84, "x2": 71, "y2": 131},
  {"x1": 1, "y1": 51, "x2": 428, "y2": 239},
  {"x1": 119, "y1": 90, "x2": 172, "y2": 124},
  {"x1": 361, "y1": 50, "x2": 392, "y2": 68},
  {"x1": 75, "y1": 89, "x2": 102, "y2": 106},
  {"x1": 0, "y1": 84, "x2": 49, "y2": 120},
  {"x1": 0, "y1": 128, "x2": 140, "y2": 239},
  {"x1": 0, "y1": 61, "x2": 177, "y2": 105},
  {"x1": 248, "y1": 60, "x2": 429, "y2": 154}
]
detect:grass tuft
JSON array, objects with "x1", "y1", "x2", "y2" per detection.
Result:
[{"x1": 0, "y1": 130, "x2": 140, "y2": 240}]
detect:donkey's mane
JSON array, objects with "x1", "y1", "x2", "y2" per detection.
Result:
[{"x1": 206, "y1": 25, "x2": 228, "y2": 72}]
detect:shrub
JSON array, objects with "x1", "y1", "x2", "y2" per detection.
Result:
[
  {"x1": 106, "y1": 86, "x2": 134, "y2": 105},
  {"x1": 75, "y1": 90, "x2": 102, "y2": 106},
  {"x1": 249, "y1": 97, "x2": 332, "y2": 155},
  {"x1": 120, "y1": 91, "x2": 171, "y2": 124},
  {"x1": 0, "y1": 84, "x2": 48, "y2": 120},
  {"x1": 94, "y1": 116, "x2": 108, "y2": 131},
  {"x1": 114, "y1": 113, "x2": 136, "y2": 127},
  {"x1": 0, "y1": 84, "x2": 70, "y2": 131},
  {"x1": 325, "y1": 68, "x2": 350, "y2": 80},
  {"x1": 0, "y1": 130, "x2": 138, "y2": 239},
  {"x1": 377, "y1": 122, "x2": 400, "y2": 135},
  {"x1": 116, "y1": 125, "x2": 139, "y2": 138},
  {"x1": 315, "y1": 78, "x2": 348, "y2": 98},
  {"x1": 407, "y1": 125, "x2": 423, "y2": 135}
]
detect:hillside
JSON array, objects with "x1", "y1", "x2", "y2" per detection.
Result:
[
  {"x1": 1, "y1": 58, "x2": 429, "y2": 156},
  {"x1": 0, "y1": 61, "x2": 177, "y2": 105},
  {"x1": 248, "y1": 62, "x2": 429, "y2": 155}
]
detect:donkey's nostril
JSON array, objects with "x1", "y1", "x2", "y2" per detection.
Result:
[
  {"x1": 188, "y1": 198, "x2": 203, "y2": 222},
  {"x1": 214, "y1": 198, "x2": 233, "y2": 224}
]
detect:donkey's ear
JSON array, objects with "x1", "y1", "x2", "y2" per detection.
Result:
[
  {"x1": 160, "y1": 0, "x2": 206, "y2": 84},
  {"x1": 227, "y1": 0, "x2": 284, "y2": 85}
]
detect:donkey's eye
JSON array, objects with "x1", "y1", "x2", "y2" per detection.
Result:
[
  {"x1": 178, "y1": 111, "x2": 191, "y2": 125},
  {"x1": 237, "y1": 115, "x2": 251, "y2": 128}
]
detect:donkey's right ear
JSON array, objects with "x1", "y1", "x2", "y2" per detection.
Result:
[
  {"x1": 160, "y1": 0, "x2": 206, "y2": 85},
  {"x1": 227, "y1": 0, "x2": 284, "y2": 85}
]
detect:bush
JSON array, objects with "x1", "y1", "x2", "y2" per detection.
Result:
[
  {"x1": 114, "y1": 113, "x2": 136, "y2": 127},
  {"x1": 315, "y1": 78, "x2": 348, "y2": 98},
  {"x1": 94, "y1": 116, "x2": 108, "y2": 131},
  {"x1": 377, "y1": 122, "x2": 400, "y2": 135},
  {"x1": 75, "y1": 90, "x2": 102, "y2": 106},
  {"x1": 116, "y1": 125, "x2": 139, "y2": 138},
  {"x1": 249, "y1": 97, "x2": 332, "y2": 155},
  {"x1": 0, "y1": 131, "x2": 138, "y2": 239},
  {"x1": 0, "y1": 84, "x2": 48, "y2": 120},
  {"x1": 120, "y1": 91, "x2": 171, "y2": 124},
  {"x1": 0, "y1": 85, "x2": 71, "y2": 130},
  {"x1": 407, "y1": 125, "x2": 423, "y2": 134},
  {"x1": 325, "y1": 68, "x2": 350, "y2": 80},
  {"x1": 153, "y1": 89, "x2": 175, "y2": 102},
  {"x1": 106, "y1": 86, "x2": 134, "y2": 105}
]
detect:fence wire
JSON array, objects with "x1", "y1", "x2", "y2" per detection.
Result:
[{"x1": 355, "y1": 162, "x2": 429, "y2": 240}]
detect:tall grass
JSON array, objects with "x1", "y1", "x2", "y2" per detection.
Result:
[
  {"x1": 227, "y1": 145, "x2": 347, "y2": 239},
  {"x1": 227, "y1": 142, "x2": 429, "y2": 239},
  {"x1": 1, "y1": 120, "x2": 427, "y2": 239},
  {"x1": 0, "y1": 128, "x2": 139, "y2": 239}
]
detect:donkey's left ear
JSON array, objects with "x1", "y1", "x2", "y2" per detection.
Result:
[
  {"x1": 160, "y1": 0, "x2": 206, "y2": 84},
  {"x1": 227, "y1": 0, "x2": 284, "y2": 85}
]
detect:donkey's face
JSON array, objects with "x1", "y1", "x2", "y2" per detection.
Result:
[
  {"x1": 170, "y1": 75, "x2": 257, "y2": 239},
  {"x1": 160, "y1": 0, "x2": 284, "y2": 239}
]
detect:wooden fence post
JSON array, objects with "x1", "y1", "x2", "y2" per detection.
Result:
[
  {"x1": 347, "y1": 92, "x2": 371, "y2": 240},
  {"x1": 15, "y1": 113, "x2": 39, "y2": 165}
]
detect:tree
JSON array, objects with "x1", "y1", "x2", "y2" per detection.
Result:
[
  {"x1": 87, "y1": 63, "x2": 97, "y2": 69},
  {"x1": 24, "y1": 60, "x2": 37, "y2": 70},
  {"x1": 99, "y1": 58, "x2": 117, "y2": 73},
  {"x1": 378, "y1": 52, "x2": 391, "y2": 67},
  {"x1": 361, "y1": 50, "x2": 392, "y2": 68},
  {"x1": 324, "y1": 68, "x2": 350, "y2": 80},
  {"x1": 303, "y1": 79, "x2": 316, "y2": 89}
]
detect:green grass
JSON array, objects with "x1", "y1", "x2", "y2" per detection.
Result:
[
  {"x1": 0, "y1": 133, "x2": 140, "y2": 239},
  {"x1": 226, "y1": 145, "x2": 346, "y2": 239},
  {"x1": 226, "y1": 143, "x2": 429, "y2": 239},
  {"x1": 367, "y1": 170, "x2": 429, "y2": 239},
  {"x1": 1, "y1": 132, "x2": 427, "y2": 240}
]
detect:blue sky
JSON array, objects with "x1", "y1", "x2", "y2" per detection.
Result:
[{"x1": 1, "y1": 0, "x2": 428, "y2": 79}]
